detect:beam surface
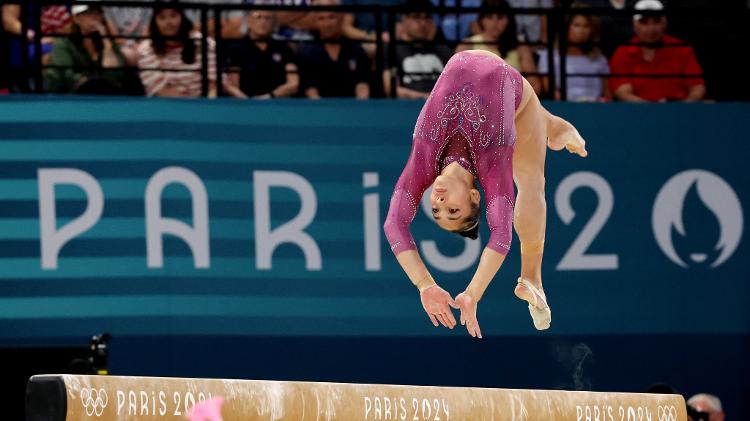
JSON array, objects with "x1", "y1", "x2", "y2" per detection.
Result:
[{"x1": 26, "y1": 374, "x2": 687, "y2": 421}]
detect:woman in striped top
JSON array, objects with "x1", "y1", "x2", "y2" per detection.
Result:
[{"x1": 137, "y1": 1, "x2": 218, "y2": 98}]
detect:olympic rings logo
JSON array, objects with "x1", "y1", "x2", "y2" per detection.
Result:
[
  {"x1": 80, "y1": 388, "x2": 108, "y2": 417},
  {"x1": 657, "y1": 405, "x2": 677, "y2": 421}
]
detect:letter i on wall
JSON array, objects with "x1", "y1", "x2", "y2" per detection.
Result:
[{"x1": 363, "y1": 172, "x2": 381, "y2": 271}]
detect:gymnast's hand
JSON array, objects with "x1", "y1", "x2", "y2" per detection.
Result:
[
  {"x1": 454, "y1": 292, "x2": 482, "y2": 339},
  {"x1": 420, "y1": 285, "x2": 458, "y2": 329}
]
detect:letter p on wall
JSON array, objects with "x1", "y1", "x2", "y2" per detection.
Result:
[{"x1": 38, "y1": 168, "x2": 104, "y2": 270}]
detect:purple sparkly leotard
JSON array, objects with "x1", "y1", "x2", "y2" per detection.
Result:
[{"x1": 384, "y1": 51, "x2": 523, "y2": 257}]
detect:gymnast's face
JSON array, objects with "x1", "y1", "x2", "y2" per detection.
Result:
[{"x1": 430, "y1": 175, "x2": 480, "y2": 232}]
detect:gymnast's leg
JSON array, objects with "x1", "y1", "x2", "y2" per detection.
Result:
[
  {"x1": 511, "y1": 77, "x2": 588, "y2": 329},
  {"x1": 512, "y1": 77, "x2": 549, "y2": 312}
]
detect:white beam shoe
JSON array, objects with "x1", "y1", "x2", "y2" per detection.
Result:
[{"x1": 517, "y1": 278, "x2": 551, "y2": 330}]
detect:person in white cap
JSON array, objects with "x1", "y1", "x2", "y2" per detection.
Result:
[
  {"x1": 45, "y1": 4, "x2": 127, "y2": 93},
  {"x1": 687, "y1": 393, "x2": 725, "y2": 421},
  {"x1": 609, "y1": 0, "x2": 705, "y2": 102}
]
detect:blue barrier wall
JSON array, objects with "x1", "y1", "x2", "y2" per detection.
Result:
[{"x1": 1, "y1": 98, "x2": 748, "y2": 414}]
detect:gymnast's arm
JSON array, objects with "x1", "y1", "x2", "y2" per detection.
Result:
[
  {"x1": 382, "y1": 150, "x2": 436, "y2": 292},
  {"x1": 384, "y1": 151, "x2": 459, "y2": 328},
  {"x1": 464, "y1": 182, "x2": 514, "y2": 302},
  {"x1": 394, "y1": 250, "x2": 437, "y2": 292},
  {"x1": 454, "y1": 169, "x2": 513, "y2": 338},
  {"x1": 465, "y1": 248, "x2": 506, "y2": 302}
]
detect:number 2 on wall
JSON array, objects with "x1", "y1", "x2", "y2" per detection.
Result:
[{"x1": 554, "y1": 172, "x2": 619, "y2": 270}]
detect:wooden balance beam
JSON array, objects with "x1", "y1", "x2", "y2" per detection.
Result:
[{"x1": 26, "y1": 374, "x2": 686, "y2": 421}]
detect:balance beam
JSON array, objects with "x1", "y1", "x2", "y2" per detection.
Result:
[{"x1": 26, "y1": 374, "x2": 686, "y2": 421}]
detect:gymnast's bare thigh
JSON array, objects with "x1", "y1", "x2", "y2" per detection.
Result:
[{"x1": 513, "y1": 78, "x2": 547, "y2": 171}]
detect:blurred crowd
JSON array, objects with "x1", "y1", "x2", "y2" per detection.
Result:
[{"x1": 0, "y1": 0, "x2": 712, "y2": 102}]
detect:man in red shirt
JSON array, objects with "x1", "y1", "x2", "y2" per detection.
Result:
[{"x1": 610, "y1": 0, "x2": 705, "y2": 102}]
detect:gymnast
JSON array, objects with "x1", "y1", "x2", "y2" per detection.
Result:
[{"x1": 383, "y1": 50, "x2": 587, "y2": 338}]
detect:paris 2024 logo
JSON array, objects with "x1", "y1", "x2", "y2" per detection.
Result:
[{"x1": 652, "y1": 170, "x2": 743, "y2": 268}]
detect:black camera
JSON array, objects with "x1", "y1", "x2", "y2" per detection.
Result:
[
  {"x1": 68, "y1": 332, "x2": 111, "y2": 375},
  {"x1": 90, "y1": 333, "x2": 111, "y2": 375}
]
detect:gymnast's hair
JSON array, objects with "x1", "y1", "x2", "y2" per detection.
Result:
[{"x1": 453, "y1": 201, "x2": 480, "y2": 240}]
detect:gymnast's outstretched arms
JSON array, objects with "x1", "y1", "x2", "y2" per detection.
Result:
[
  {"x1": 384, "y1": 51, "x2": 520, "y2": 336},
  {"x1": 383, "y1": 155, "x2": 459, "y2": 330}
]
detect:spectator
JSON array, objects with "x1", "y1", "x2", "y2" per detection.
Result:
[
  {"x1": 41, "y1": 6, "x2": 73, "y2": 37},
  {"x1": 137, "y1": 1, "x2": 218, "y2": 98},
  {"x1": 316, "y1": 0, "x2": 381, "y2": 54},
  {"x1": 254, "y1": 0, "x2": 318, "y2": 42},
  {"x1": 687, "y1": 394, "x2": 725, "y2": 421},
  {"x1": 183, "y1": 0, "x2": 247, "y2": 39},
  {"x1": 456, "y1": 0, "x2": 540, "y2": 93},
  {"x1": 337, "y1": 0, "x2": 396, "y2": 60},
  {"x1": 297, "y1": 0, "x2": 371, "y2": 98},
  {"x1": 2, "y1": 3, "x2": 42, "y2": 92},
  {"x1": 104, "y1": 2, "x2": 152, "y2": 39},
  {"x1": 45, "y1": 5, "x2": 127, "y2": 94},
  {"x1": 580, "y1": 0, "x2": 637, "y2": 58},
  {"x1": 507, "y1": 0, "x2": 553, "y2": 45},
  {"x1": 103, "y1": 1, "x2": 154, "y2": 65},
  {"x1": 537, "y1": 7, "x2": 609, "y2": 101},
  {"x1": 383, "y1": 0, "x2": 453, "y2": 99},
  {"x1": 2, "y1": 4, "x2": 72, "y2": 92},
  {"x1": 3, "y1": 4, "x2": 72, "y2": 52},
  {"x1": 288, "y1": 0, "x2": 387, "y2": 46},
  {"x1": 343, "y1": 0, "x2": 402, "y2": 43},
  {"x1": 1, "y1": 7, "x2": 9, "y2": 94},
  {"x1": 609, "y1": 0, "x2": 705, "y2": 102},
  {"x1": 224, "y1": 9, "x2": 299, "y2": 98},
  {"x1": 431, "y1": 0, "x2": 480, "y2": 42}
]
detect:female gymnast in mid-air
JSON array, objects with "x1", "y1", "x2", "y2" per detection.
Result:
[{"x1": 383, "y1": 50, "x2": 587, "y2": 338}]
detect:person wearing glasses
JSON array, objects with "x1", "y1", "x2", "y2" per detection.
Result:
[{"x1": 223, "y1": 9, "x2": 299, "y2": 98}]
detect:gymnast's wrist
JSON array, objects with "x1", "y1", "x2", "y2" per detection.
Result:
[
  {"x1": 415, "y1": 277, "x2": 437, "y2": 293},
  {"x1": 464, "y1": 285, "x2": 483, "y2": 302}
]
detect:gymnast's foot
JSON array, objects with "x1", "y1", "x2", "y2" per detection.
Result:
[
  {"x1": 514, "y1": 277, "x2": 551, "y2": 330},
  {"x1": 546, "y1": 114, "x2": 588, "y2": 157}
]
